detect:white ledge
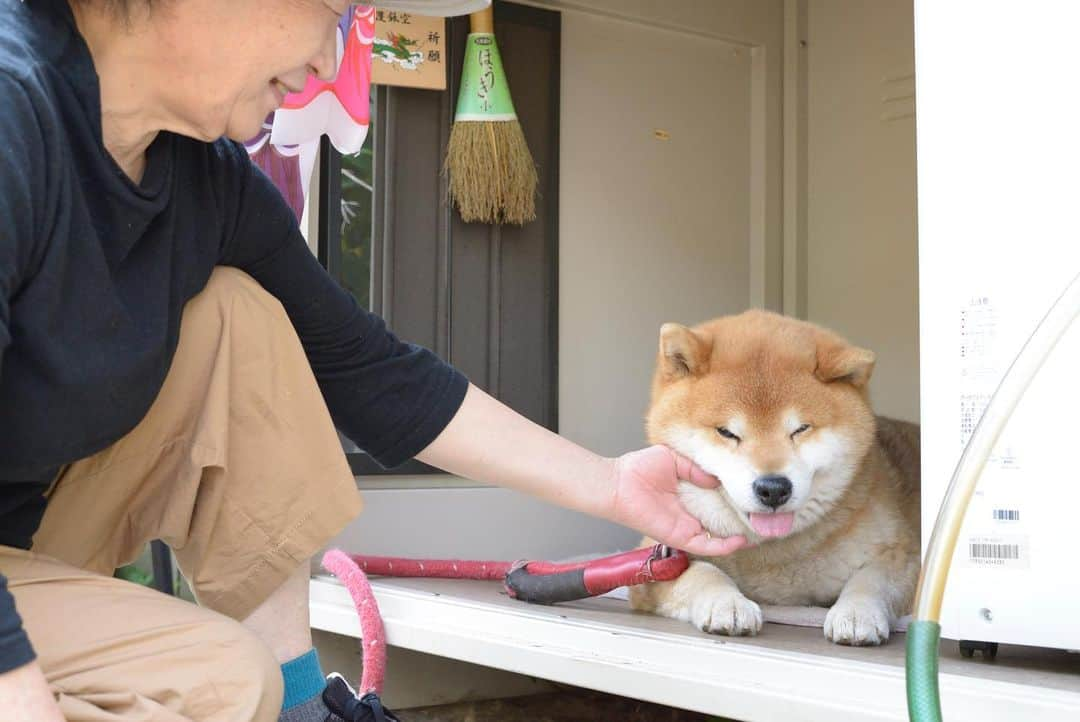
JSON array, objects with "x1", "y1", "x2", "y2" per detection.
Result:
[{"x1": 310, "y1": 575, "x2": 1080, "y2": 721}]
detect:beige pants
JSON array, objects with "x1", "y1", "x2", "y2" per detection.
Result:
[{"x1": 2, "y1": 268, "x2": 363, "y2": 721}]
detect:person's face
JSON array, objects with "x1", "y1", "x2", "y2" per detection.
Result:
[{"x1": 154, "y1": 0, "x2": 347, "y2": 141}]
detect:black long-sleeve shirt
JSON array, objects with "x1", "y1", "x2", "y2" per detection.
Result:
[{"x1": 0, "y1": 0, "x2": 468, "y2": 673}]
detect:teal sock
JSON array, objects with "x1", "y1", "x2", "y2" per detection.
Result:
[{"x1": 280, "y1": 648, "x2": 327, "y2": 711}]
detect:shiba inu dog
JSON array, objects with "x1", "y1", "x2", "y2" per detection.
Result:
[{"x1": 629, "y1": 310, "x2": 920, "y2": 646}]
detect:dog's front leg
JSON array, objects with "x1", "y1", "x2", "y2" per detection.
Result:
[
  {"x1": 629, "y1": 559, "x2": 762, "y2": 636},
  {"x1": 824, "y1": 565, "x2": 896, "y2": 646}
]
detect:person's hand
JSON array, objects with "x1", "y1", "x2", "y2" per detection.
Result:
[
  {"x1": 0, "y1": 661, "x2": 66, "y2": 722},
  {"x1": 608, "y1": 445, "x2": 748, "y2": 556}
]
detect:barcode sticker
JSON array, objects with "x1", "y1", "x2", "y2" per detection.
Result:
[
  {"x1": 964, "y1": 535, "x2": 1029, "y2": 569},
  {"x1": 970, "y1": 542, "x2": 1019, "y2": 559},
  {"x1": 992, "y1": 509, "x2": 1020, "y2": 522}
]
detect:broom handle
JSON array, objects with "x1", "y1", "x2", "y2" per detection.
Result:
[{"x1": 470, "y1": 6, "x2": 494, "y2": 33}]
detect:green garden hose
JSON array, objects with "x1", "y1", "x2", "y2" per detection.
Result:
[
  {"x1": 906, "y1": 620, "x2": 942, "y2": 722},
  {"x1": 907, "y1": 271, "x2": 1080, "y2": 721}
]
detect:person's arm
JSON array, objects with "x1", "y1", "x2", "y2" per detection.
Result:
[
  {"x1": 417, "y1": 384, "x2": 747, "y2": 557},
  {"x1": 0, "y1": 72, "x2": 65, "y2": 721},
  {"x1": 0, "y1": 662, "x2": 66, "y2": 722},
  {"x1": 0, "y1": 575, "x2": 59, "y2": 719}
]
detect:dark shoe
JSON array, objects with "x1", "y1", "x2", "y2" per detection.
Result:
[{"x1": 322, "y1": 673, "x2": 401, "y2": 722}]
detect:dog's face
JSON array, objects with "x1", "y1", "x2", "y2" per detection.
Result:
[{"x1": 646, "y1": 310, "x2": 877, "y2": 542}]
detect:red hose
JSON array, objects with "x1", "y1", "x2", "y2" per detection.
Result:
[{"x1": 321, "y1": 544, "x2": 690, "y2": 696}]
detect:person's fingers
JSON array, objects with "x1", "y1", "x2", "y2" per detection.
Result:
[
  {"x1": 678, "y1": 529, "x2": 749, "y2": 557},
  {"x1": 670, "y1": 449, "x2": 720, "y2": 489}
]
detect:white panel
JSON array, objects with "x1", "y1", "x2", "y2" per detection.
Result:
[
  {"x1": 917, "y1": 0, "x2": 1080, "y2": 649},
  {"x1": 806, "y1": 0, "x2": 919, "y2": 422},
  {"x1": 320, "y1": 486, "x2": 640, "y2": 561},
  {"x1": 312, "y1": 630, "x2": 553, "y2": 709}
]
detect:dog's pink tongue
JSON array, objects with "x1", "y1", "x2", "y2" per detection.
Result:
[{"x1": 749, "y1": 512, "x2": 795, "y2": 538}]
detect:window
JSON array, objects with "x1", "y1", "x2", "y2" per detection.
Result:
[
  {"x1": 318, "y1": 4, "x2": 561, "y2": 477},
  {"x1": 339, "y1": 122, "x2": 374, "y2": 310}
]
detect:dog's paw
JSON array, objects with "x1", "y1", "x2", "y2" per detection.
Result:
[
  {"x1": 824, "y1": 596, "x2": 891, "y2": 646},
  {"x1": 687, "y1": 590, "x2": 763, "y2": 636}
]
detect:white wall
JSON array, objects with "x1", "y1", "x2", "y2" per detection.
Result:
[{"x1": 804, "y1": 0, "x2": 919, "y2": 422}]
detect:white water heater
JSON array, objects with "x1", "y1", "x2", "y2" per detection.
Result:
[{"x1": 917, "y1": 1, "x2": 1080, "y2": 652}]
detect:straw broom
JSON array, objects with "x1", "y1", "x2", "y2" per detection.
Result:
[{"x1": 445, "y1": 6, "x2": 537, "y2": 225}]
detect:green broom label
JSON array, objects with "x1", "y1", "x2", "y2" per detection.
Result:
[{"x1": 454, "y1": 33, "x2": 518, "y2": 122}]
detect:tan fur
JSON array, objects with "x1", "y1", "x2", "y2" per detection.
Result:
[{"x1": 629, "y1": 310, "x2": 920, "y2": 646}]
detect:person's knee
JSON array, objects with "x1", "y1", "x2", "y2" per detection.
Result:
[
  {"x1": 51, "y1": 605, "x2": 288, "y2": 722},
  {"x1": 182, "y1": 266, "x2": 294, "y2": 353},
  {"x1": 203, "y1": 266, "x2": 260, "y2": 296}
]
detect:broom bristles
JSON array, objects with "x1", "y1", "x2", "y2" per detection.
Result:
[{"x1": 445, "y1": 120, "x2": 538, "y2": 226}]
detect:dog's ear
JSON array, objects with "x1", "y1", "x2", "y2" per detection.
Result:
[
  {"x1": 815, "y1": 332, "x2": 875, "y2": 388},
  {"x1": 659, "y1": 323, "x2": 710, "y2": 379}
]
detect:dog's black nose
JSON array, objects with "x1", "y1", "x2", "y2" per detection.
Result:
[{"x1": 753, "y1": 475, "x2": 792, "y2": 509}]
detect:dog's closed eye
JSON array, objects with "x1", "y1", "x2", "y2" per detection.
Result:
[
  {"x1": 790, "y1": 424, "x2": 812, "y2": 439},
  {"x1": 717, "y1": 427, "x2": 741, "y2": 442}
]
